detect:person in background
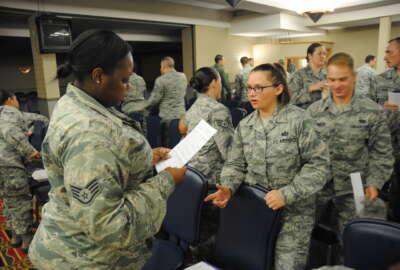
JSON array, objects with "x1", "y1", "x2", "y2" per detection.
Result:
[
  {"x1": 369, "y1": 37, "x2": 400, "y2": 222},
  {"x1": 0, "y1": 89, "x2": 47, "y2": 252},
  {"x1": 142, "y1": 56, "x2": 187, "y2": 147},
  {"x1": 28, "y1": 30, "x2": 186, "y2": 270},
  {"x1": 213, "y1": 54, "x2": 232, "y2": 105},
  {"x1": 248, "y1": 57, "x2": 255, "y2": 68},
  {"x1": 234, "y1": 56, "x2": 253, "y2": 112},
  {"x1": 355, "y1": 54, "x2": 376, "y2": 96},
  {"x1": 181, "y1": 66, "x2": 234, "y2": 260},
  {"x1": 206, "y1": 63, "x2": 330, "y2": 270},
  {"x1": 120, "y1": 68, "x2": 147, "y2": 134},
  {"x1": 308, "y1": 53, "x2": 393, "y2": 260},
  {"x1": 289, "y1": 43, "x2": 328, "y2": 109},
  {"x1": 287, "y1": 58, "x2": 296, "y2": 74}
]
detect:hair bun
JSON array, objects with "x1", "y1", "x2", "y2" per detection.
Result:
[
  {"x1": 189, "y1": 76, "x2": 203, "y2": 91},
  {"x1": 57, "y1": 62, "x2": 73, "y2": 79}
]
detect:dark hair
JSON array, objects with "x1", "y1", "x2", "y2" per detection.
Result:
[
  {"x1": 215, "y1": 54, "x2": 223, "y2": 64},
  {"x1": 57, "y1": 30, "x2": 132, "y2": 82},
  {"x1": 389, "y1": 37, "x2": 400, "y2": 45},
  {"x1": 189, "y1": 67, "x2": 219, "y2": 93},
  {"x1": 0, "y1": 89, "x2": 14, "y2": 105},
  {"x1": 240, "y1": 56, "x2": 248, "y2": 65},
  {"x1": 306, "y1": 42, "x2": 323, "y2": 62},
  {"x1": 365, "y1": 54, "x2": 375, "y2": 63},
  {"x1": 251, "y1": 63, "x2": 290, "y2": 105},
  {"x1": 327, "y1": 52, "x2": 354, "y2": 71}
]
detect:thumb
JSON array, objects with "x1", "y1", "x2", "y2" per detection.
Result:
[{"x1": 205, "y1": 192, "x2": 217, "y2": 202}]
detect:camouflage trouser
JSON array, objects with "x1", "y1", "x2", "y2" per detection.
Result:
[
  {"x1": 275, "y1": 203, "x2": 315, "y2": 270},
  {"x1": 0, "y1": 167, "x2": 33, "y2": 234}
]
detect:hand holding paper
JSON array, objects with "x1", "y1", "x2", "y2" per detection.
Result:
[
  {"x1": 156, "y1": 119, "x2": 217, "y2": 172},
  {"x1": 350, "y1": 172, "x2": 365, "y2": 215}
]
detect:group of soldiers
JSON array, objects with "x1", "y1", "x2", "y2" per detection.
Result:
[{"x1": 0, "y1": 27, "x2": 399, "y2": 270}]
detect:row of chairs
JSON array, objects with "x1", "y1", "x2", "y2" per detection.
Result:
[{"x1": 144, "y1": 167, "x2": 400, "y2": 270}]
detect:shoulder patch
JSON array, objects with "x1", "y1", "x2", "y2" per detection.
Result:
[
  {"x1": 70, "y1": 180, "x2": 102, "y2": 205},
  {"x1": 215, "y1": 119, "x2": 229, "y2": 128}
]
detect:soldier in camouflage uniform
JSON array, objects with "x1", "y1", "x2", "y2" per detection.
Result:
[
  {"x1": 355, "y1": 55, "x2": 376, "y2": 96},
  {"x1": 213, "y1": 54, "x2": 232, "y2": 105},
  {"x1": 369, "y1": 37, "x2": 400, "y2": 222},
  {"x1": 141, "y1": 56, "x2": 187, "y2": 147},
  {"x1": 28, "y1": 30, "x2": 186, "y2": 270},
  {"x1": 0, "y1": 90, "x2": 47, "y2": 250},
  {"x1": 289, "y1": 43, "x2": 328, "y2": 109},
  {"x1": 181, "y1": 67, "x2": 234, "y2": 261},
  {"x1": 234, "y1": 56, "x2": 253, "y2": 113},
  {"x1": 121, "y1": 72, "x2": 148, "y2": 134},
  {"x1": 206, "y1": 63, "x2": 330, "y2": 270},
  {"x1": 308, "y1": 53, "x2": 393, "y2": 252}
]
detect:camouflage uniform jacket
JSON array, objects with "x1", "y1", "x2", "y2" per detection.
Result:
[
  {"x1": 220, "y1": 105, "x2": 330, "y2": 206},
  {"x1": 288, "y1": 64, "x2": 326, "y2": 109},
  {"x1": 308, "y1": 93, "x2": 394, "y2": 194},
  {"x1": 213, "y1": 63, "x2": 232, "y2": 101},
  {"x1": 369, "y1": 67, "x2": 400, "y2": 160},
  {"x1": 0, "y1": 105, "x2": 48, "y2": 169},
  {"x1": 121, "y1": 72, "x2": 147, "y2": 114},
  {"x1": 145, "y1": 70, "x2": 187, "y2": 120},
  {"x1": 28, "y1": 83, "x2": 175, "y2": 269},
  {"x1": 234, "y1": 65, "x2": 252, "y2": 102},
  {"x1": 184, "y1": 94, "x2": 234, "y2": 183},
  {"x1": 355, "y1": 64, "x2": 376, "y2": 96}
]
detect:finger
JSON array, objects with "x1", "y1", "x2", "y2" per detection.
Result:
[{"x1": 204, "y1": 193, "x2": 217, "y2": 202}]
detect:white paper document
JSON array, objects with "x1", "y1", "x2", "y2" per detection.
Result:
[
  {"x1": 32, "y1": 169, "x2": 48, "y2": 182},
  {"x1": 350, "y1": 172, "x2": 365, "y2": 215},
  {"x1": 388, "y1": 92, "x2": 400, "y2": 106},
  {"x1": 156, "y1": 119, "x2": 217, "y2": 172},
  {"x1": 185, "y1": 261, "x2": 219, "y2": 270}
]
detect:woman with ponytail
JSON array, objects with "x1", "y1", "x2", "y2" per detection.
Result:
[
  {"x1": 181, "y1": 67, "x2": 234, "y2": 260},
  {"x1": 29, "y1": 30, "x2": 186, "y2": 269}
]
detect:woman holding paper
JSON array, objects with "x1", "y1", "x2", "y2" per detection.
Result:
[
  {"x1": 180, "y1": 66, "x2": 234, "y2": 260},
  {"x1": 205, "y1": 63, "x2": 330, "y2": 270},
  {"x1": 29, "y1": 30, "x2": 186, "y2": 270}
]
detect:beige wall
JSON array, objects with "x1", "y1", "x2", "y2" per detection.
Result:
[
  {"x1": 194, "y1": 25, "x2": 256, "y2": 82},
  {"x1": 253, "y1": 24, "x2": 400, "y2": 69}
]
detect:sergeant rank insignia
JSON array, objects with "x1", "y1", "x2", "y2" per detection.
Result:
[{"x1": 70, "y1": 180, "x2": 102, "y2": 205}]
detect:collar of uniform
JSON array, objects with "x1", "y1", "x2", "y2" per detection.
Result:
[
  {"x1": 66, "y1": 83, "x2": 123, "y2": 126},
  {"x1": 197, "y1": 93, "x2": 218, "y2": 104},
  {"x1": 242, "y1": 105, "x2": 285, "y2": 132},
  {"x1": 0, "y1": 104, "x2": 21, "y2": 114},
  {"x1": 324, "y1": 91, "x2": 360, "y2": 114},
  {"x1": 305, "y1": 64, "x2": 326, "y2": 80}
]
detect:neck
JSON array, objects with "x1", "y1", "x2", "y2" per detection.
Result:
[
  {"x1": 205, "y1": 90, "x2": 217, "y2": 100},
  {"x1": 310, "y1": 63, "x2": 322, "y2": 74},
  {"x1": 73, "y1": 80, "x2": 108, "y2": 107},
  {"x1": 333, "y1": 91, "x2": 354, "y2": 106},
  {"x1": 259, "y1": 102, "x2": 277, "y2": 119}
]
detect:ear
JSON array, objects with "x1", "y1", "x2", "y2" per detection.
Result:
[
  {"x1": 91, "y1": 67, "x2": 104, "y2": 84},
  {"x1": 274, "y1": 84, "x2": 284, "y2": 97}
]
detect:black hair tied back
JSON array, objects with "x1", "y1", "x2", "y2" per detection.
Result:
[{"x1": 57, "y1": 61, "x2": 73, "y2": 79}]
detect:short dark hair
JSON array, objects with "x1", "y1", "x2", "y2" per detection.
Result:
[
  {"x1": 251, "y1": 63, "x2": 290, "y2": 106},
  {"x1": 57, "y1": 29, "x2": 132, "y2": 82},
  {"x1": 0, "y1": 89, "x2": 14, "y2": 105},
  {"x1": 215, "y1": 54, "x2": 223, "y2": 64},
  {"x1": 327, "y1": 52, "x2": 354, "y2": 71},
  {"x1": 240, "y1": 56, "x2": 248, "y2": 65},
  {"x1": 307, "y1": 42, "x2": 323, "y2": 62},
  {"x1": 365, "y1": 54, "x2": 375, "y2": 63},
  {"x1": 389, "y1": 37, "x2": 400, "y2": 49},
  {"x1": 189, "y1": 67, "x2": 219, "y2": 94}
]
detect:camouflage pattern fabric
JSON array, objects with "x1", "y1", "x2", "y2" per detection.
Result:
[
  {"x1": 213, "y1": 64, "x2": 232, "y2": 103},
  {"x1": 288, "y1": 64, "x2": 326, "y2": 109},
  {"x1": 220, "y1": 105, "x2": 330, "y2": 270},
  {"x1": 28, "y1": 83, "x2": 175, "y2": 270},
  {"x1": 355, "y1": 64, "x2": 376, "y2": 97},
  {"x1": 234, "y1": 65, "x2": 252, "y2": 102},
  {"x1": 184, "y1": 94, "x2": 234, "y2": 183}
]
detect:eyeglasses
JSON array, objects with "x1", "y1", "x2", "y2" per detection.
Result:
[{"x1": 246, "y1": 85, "x2": 275, "y2": 93}]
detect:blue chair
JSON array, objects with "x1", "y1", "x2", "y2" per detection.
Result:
[
  {"x1": 29, "y1": 120, "x2": 48, "y2": 151},
  {"x1": 143, "y1": 167, "x2": 208, "y2": 270},
  {"x1": 230, "y1": 107, "x2": 247, "y2": 128},
  {"x1": 146, "y1": 115, "x2": 162, "y2": 148},
  {"x1": 343, "y1": 218, "x2": 400, "y2": 270},
  {"x1": 168, "y1": 119, "x2": 181, "y2": 148},
  {"x1": 213, "y1": 184, "x2": 283, "y2": 270}
]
